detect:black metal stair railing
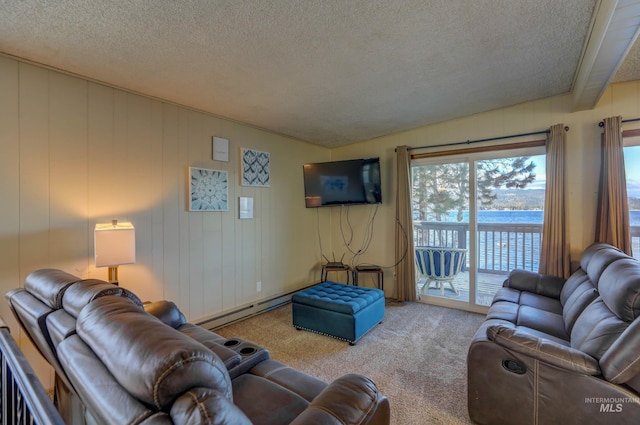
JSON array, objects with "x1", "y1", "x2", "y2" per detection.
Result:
[{"x1": 0, "y1": 316, "x2": 65, "y2": 425}]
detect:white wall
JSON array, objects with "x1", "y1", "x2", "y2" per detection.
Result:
[
  {"x1": 0, "y1": 56, "x2": 333, "y2": 385},
  {"x1": 330, "y1": 80, "x2": 640, "y2": 299},
  {"x1": 2, "y1": 52, "x2": 640, "y2": 387}
]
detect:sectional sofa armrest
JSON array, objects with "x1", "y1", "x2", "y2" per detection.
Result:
[
  {"x1": 487, "y1": 325, "x2": 600, "y2": 375},
  {"x1": 289, "y1": 374, "x2": 389, "y2": 425},
  {"x1": 143, "y1": 300, "x2": 187, "y2": 329},
  {"x1": 504, "y1": 269, "x2": 566, "y2": 299},
  {"x1": 170, "y1": 388, "x2": 252, "y2": 425}
]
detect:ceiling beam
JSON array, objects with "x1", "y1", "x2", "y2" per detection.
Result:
[{"x1": 572, "y1": 0, "x2": 640, "y2": 110}]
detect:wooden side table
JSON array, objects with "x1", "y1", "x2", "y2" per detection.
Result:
[
  {"x1": 321, "y1": 264, "x2": 352, "y2": 284},
  {"x1": 352, "y1": 266, "x2": 383, "y2": 290}
]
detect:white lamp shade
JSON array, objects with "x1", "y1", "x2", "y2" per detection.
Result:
[{"x1": 94, "y1": 222, "x2": 136, "y2": 267}]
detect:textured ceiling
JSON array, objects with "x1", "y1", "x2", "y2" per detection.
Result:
[
  {"x1": 614, "y1": 33, "x2": 640, "y2": 83},
  {"x1": 1, "y1": 1, "x2": 639, "y2": 147}
]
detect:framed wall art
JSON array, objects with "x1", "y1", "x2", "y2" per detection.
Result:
[
  {"x1": 188, "y1": 167, "x2": 228, "y2": 211},
  {"x1": 239, "y1": 196, "x2": 254, "y2": 219},
  {"x1": 212, "y1": 136, "x2": 229, "y2": 162},
  {"x1": 241, "y1": 148, "x2": 270, "y2": 187}
]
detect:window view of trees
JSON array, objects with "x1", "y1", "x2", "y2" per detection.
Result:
[{"x1": 412, "y1": 157, "x2": 538, "y2": 222}]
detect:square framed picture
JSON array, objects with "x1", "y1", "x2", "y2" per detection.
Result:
[
  {"x1": 241, "y1": 148, "x2": 270, "y2": 187},
  {"x1": 239, "y1": 196, "x2": 254, "y2": 219},
  {"x1": 188, "y1": 167, "x2": 228, "y2": 211}
]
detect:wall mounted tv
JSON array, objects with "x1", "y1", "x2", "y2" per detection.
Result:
[{"x1": 302, "y1": 157, "x2": 382, "y2": 207}]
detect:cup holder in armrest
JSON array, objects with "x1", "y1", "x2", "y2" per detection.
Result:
[
  {"x1": 239, "y1": 346, "x2": 257, "y2": 356},
  {"x1": 224, "y1": 338, "x2": 270, "y2": 379}
]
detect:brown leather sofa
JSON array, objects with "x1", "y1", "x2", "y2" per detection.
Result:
[
  {"x1": 7, "y1": 269, "x2": 390, "y2": 425},
  {"x1": 468, "y1": 243, "x2": 640, "y2": 424}
]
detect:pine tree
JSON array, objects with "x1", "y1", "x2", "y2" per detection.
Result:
[{"x1": 412, "y1": 157, "x2": 536, "y2": 221}]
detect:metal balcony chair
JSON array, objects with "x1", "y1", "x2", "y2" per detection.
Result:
[{"x1": 415, "y1": 246, "x2": 467, "y2": 296}]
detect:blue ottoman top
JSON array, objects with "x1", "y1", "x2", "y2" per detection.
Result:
[{"x1": 292, "y1": 282, "x2": 384, "y2": 315}]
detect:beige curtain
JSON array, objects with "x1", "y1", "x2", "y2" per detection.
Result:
[
  {"x1": 539, "y1": 124, "x2": 570, "y2": 278},
  {"x1": 395, "y1": 146, "x2": 416, "y2": 301},
  {"x1": 595, "y1": 116, "x2": 632, "y2": 254}
]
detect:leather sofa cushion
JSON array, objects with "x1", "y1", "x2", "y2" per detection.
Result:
[
  {"x1": 518, "y1": 292, "x2": 562, "y2": 314},
  {"x1": 58, "y1": 334, "x2": 164, "y2": 425},
  {"x1": 493, "y1": 287, "x2": 563, "y2": 314},
  {"x1": 24, "y1": 268, "x2": 80, "y2": 309},
  {"x1": 492, "y1": 287, "x2": 521, "y2": 304},
  {"x1": 62, "y1": 279, "x2": 142, "y2": 318},
  {"x1": 578, "y1": 243, "x2": 611, "y2": 268},
  {"x1": 250, "y1": 359, "x2": 328, "y2": 403},
  {"x1": 170, "y1": 388, "x2": 251, "y2": 425},
  {"x1": 585, "y1": 246, "x2": 629, "y2": 289},
  {"x1": 562, "y1": 280, "x2": 599, "y2": 333},
  {"x1": 516, "y1": 306, "x2": 568, "y2": 340},
  {"x1": 485, "y1": 301, "x2": 519, "y2": 323},
  {"x1": 600, "y1": 318, "x2": 640, "y2": 384},
  {"x1": 233, "y1": 373, "x2": 310, "y2": 425},
  {"x1": 598, "y1": 258, "x2": 640, "y2": 321},
  {"x1": 46, "y1": 309, "x2": 77, "y2": 348},
  {"x1": 486, "y1": 300, "x2": 567, "y2": 341},
  {"x1": 76, "y1": 296, "x2": 232, "y2": 411},
  {"x1": 559, "y1": 269, "x2": 590, "y2": 305},
  {"x1": 571, "y1": 298, "x2": 629, "y2": 359},
  {"x1": 5, "y1": 288, "x2": 62, "y2": 371},
  {"x1": 504, "y1": 269, "x2": 564, "y2": 299}
]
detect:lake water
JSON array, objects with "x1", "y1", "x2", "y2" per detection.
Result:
[{"x1": 440, "y1": 210, "x2": 640, "y2": 225}]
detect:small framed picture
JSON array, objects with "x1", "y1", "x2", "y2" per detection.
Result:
[
  {"x1": 212, "y1": 137, "x2": 229, "y2": 162},
  {"x1": 188, "y1": 167, "x2": 228, "y2": 211},
  {"x1": 239, "y1": 197, "x2": 254, "y2": 219},
  {"x1": 241, "y1": 148, "x2": 270, "y2": 187}
]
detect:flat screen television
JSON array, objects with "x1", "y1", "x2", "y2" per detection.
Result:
[{"x1": 302, "y1": 157, "x2": 382, "y2": 207}]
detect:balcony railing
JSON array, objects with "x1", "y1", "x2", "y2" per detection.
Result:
[
  {"x1": 414, "y1": 221, "x2": 640, "y2": 273},
  {"x1": 632, "y1": 226, "x2": 640, "y2": 260},
  {"x1": 414, "y1": 221, "x2": 542, "y2": 274},
  {"x1": 0, "y1": 316, "x2": 65, "y2": 425}
]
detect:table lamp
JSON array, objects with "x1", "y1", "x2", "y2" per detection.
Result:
[{"x1": 94, "y1": 220, "x2": 136, "y2": 285}]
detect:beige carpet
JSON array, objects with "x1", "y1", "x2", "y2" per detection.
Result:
[{"x1": 216, "y1": 300, "x2": 485, "y2": 425}]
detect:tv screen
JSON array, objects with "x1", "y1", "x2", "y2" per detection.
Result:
[{"x1": 303, "y1": 158, "x2": 382, "y2": 207}]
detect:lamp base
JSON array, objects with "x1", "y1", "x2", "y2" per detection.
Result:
[{"x1": 107, "y1": 266, "x2": 119, "y2": 286}]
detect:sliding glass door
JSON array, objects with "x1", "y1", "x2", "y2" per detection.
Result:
[
  {"x1": 413, "y1": 161, "x2": 471, "y2": 302},
  {"x1": 624, "y1": 129, "x2": 640, "y2": 259},
  {"x1": 412, "y1": 146, "x2": 545, "y2": 311}
]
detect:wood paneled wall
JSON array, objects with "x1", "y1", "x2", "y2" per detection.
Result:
[{"x1": 0, "y1": 56, "x2": 331, "y2": 385}]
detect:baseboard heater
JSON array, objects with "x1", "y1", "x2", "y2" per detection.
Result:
[{"x1": 194, "y1": 283, "x2": 318, "y2": 331}]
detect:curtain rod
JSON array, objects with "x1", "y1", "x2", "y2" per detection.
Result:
[
  {"x1": 598, "y1": 117, "x2": 640, "y2": 127},
  {"x1": 405, "y1": 126, "x2": 569, "y2": 152}
]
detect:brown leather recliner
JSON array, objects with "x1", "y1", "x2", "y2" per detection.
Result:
[
  {"x1": 7, "y1": 269, "x2": 390, "y2": 425},
  {"x1": 468, "y1": 243, "x2": 640, "y2": 424},
  {"x1": 6, "y1": 269, "x2": 139, "y2": 425}
]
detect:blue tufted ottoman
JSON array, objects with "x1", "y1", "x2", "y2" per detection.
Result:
[{"x1": 291, "y1": 281, "x2": 385, "y2": 344}]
